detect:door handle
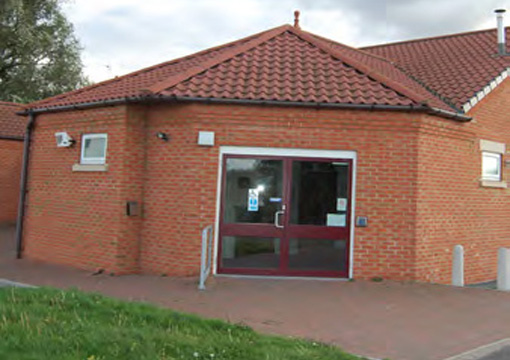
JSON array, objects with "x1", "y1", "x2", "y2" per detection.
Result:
[{"x1": 274, "y1": 206, "x2": 285, "y2": 229}]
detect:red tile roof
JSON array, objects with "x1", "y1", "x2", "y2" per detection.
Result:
[
  {"x1": 363, "y1": 28, "x2": 510, "y2": 110},
  {"x1": 304, "y1": 31, "x2": 452, "y2": 110},
  {"x1": 30, "y1": 24, "x2": 509, "y2": 117},
  {"x1": 167, "y1": 30, "x2": 421, "y2": 107},
  {"x1": 29, "y1": 24, "x2": 454, "y2": 114},
  {"x1": 0, "y1": 101, "x2": 25, "y2": 139}
]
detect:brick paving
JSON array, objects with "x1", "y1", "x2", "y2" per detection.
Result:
[{"x1": 2, "y1": 225, "x2": 510, "y2": 360}]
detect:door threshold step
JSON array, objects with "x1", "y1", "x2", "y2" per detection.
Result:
[{"x1": 215, "y1": 274, "x2": 350, "y2": 281}]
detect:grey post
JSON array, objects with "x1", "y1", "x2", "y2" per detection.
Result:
[
  {"x1": 199, "y1": 225, "x2": 214, "y2": 290},
  {"x1": 497, "y1": 248, "x2": 510, "y2": 291},
  {"x1": 452, "y1": 245, "x2": 464, "y2": 287}
]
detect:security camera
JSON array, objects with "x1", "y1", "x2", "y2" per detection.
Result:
[{"x1": 55, "y1": 132, "x2": 75, "y2": 147}]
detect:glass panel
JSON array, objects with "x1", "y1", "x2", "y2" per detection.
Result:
[
  {"x1": 224, "y1": 158, "x2": 283, "y2": 224},
  {"x1": 483, "y1": 153, "x2": 500, "y2": 178},
  {"x1": 288, "y1": 239, "x2": 347, "y2": 272},
  {"x1": 290, "y1": 161, "x2": 349, "y2": 226},
  {"x1": 221, "y1": 236, "x2": 280, "y2": 269},
  {"x1": 84, "y1": 137, "x2": 106, "y2": 158}
]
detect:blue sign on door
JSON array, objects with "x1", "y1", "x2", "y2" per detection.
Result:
[{"x1": 248, "y1": 189, "x2": 259, "y2": 212}]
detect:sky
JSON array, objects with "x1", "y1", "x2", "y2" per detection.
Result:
[{"x1": 62, "y1": 0, "x2": 509, "y2": 83}]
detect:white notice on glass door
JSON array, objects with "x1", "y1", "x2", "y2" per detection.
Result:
[
  {"x1": 336, "y1": 198, "x2": 348, "y2": 211},
  {"x1": 326, "y1": 213, "x2": 346, "y2": 227}
]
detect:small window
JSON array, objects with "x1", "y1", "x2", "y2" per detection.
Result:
[
  {"x1": 81, "y1": 134, "x2": 108, "y2": 165},
  {"x1": 482, "y1": 152, "x2": 501, "y2": 181}
]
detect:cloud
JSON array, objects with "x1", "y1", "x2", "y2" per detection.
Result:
[
  {"x1": 62, "y1": 0, "x2": 508, "y2": 82},
  {"x1": 384, "y1": 0, "x2": 504, "y2": 40},
  {"x1": 299, "y1": 0, "x2": 506, "y2": 44}
]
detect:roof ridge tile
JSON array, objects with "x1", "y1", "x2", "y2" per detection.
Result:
[
  {"x1": 285, "y1": 27, "x2": 431, "y2": 105},
  {"x1": 309, "y1": 32, "x2": 397, "y2": 64},
  {"x1": 301, "y1": 29, "x2": 457, "y2": 111}
]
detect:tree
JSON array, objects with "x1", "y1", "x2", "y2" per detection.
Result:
[{"x1": 0, "y1": 0, "x2": 89, "y2": 103}]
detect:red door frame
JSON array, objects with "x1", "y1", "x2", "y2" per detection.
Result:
[{"x1": 217, "y1": 154, "x2": 353, "y2": 278}]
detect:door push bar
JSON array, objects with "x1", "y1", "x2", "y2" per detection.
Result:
[{"x1": 274, "y1": 205, "x2": 286, "y2": 228}]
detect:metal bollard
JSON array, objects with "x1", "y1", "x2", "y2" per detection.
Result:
[
  {"x1": 497, "y1": 248, "x2": 510, "y2": 291},
  {"x1": 452, "y1": 245, "x2": 464, "y2": 287}
]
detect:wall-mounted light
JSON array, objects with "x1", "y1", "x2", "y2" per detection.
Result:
[{"x1": 156, "y1": 132, "x2": 169, "y2": 141}]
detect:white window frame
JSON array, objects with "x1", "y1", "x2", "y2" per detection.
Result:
[
  {"x1": 482, "y1": 151, "x2": 502, "y2": 181},
  {"x1": 81, "y1": 133, "x2": 108, "y2": 165}
]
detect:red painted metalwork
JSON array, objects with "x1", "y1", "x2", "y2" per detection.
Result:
[{"x1": 217, "y1": 154, "x2": 352, "y2": 278}]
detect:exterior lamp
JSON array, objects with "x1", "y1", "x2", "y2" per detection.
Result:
[{"x1": 157, "y1": 132, "x2": 169, "y2": 141}]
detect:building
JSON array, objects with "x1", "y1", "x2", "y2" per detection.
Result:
[
  {"x1": 0, "y1": 101, "x2": 25, "y2": 226},
  {"x1": 16, "y1": 14, "x2": 510, "y2": 284}
]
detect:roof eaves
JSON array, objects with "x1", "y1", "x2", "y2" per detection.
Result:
[
  {"x1": 18, "y1": 92, "x2": 472, "y2": 122},
  {"x1": 426, "y1": 106, "x2": 472, "y2": 122},
  {"x1": 148, "y1": 24, "x2": 292, "y2": 94},
  {"x1": 166, "y1": 95, "x2": 472, "y2": 121},
  {"x1": 22, "y1": 96, "x2": 143, "y2": 115},
  {"x1": 462, "y1": 67, "x2": 510, "y2": 113}
]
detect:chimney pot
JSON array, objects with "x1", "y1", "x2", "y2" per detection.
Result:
[
  {"x1": 294, "y1": 10, "x2": 300, "y2": 29},
  {"x1": 495, "y1": 9, "x2": 507, "y2": 55}
]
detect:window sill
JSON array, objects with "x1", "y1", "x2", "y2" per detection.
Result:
[
  {"x1": 72, "y1": 164, "x2": 108, "y2": 172},
  {"x1": 480, "y1": 180, "x2": 507, "y2": 188}
]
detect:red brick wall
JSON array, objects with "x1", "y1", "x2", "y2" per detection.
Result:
[
  {"x1": 23, "y1": 102, "x2": 424, "y2": 279},
  {"x1": 0, "y1": 139, "x2": 23, "y2": 225},
  {"x1": 21, "y1": 81, "x2": 510, "y2": 283},
  {"x1": 415, "y1": 78, "x2": 510, "y2": 284},
  {"x1": 140, "y1": 103, "x2": 422, "y2": 280},
  {"x1": 117, "y1": 106, "x2": 147, "y2": 273},
  {"x1": 22, "y1": 106, "x2": 140, "y2": 273}
]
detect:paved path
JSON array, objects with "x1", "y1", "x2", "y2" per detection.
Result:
[{"x1": 2, "y1": 225, "x2": 510, "y2": 360}]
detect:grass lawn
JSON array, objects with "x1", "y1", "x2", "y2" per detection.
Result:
[{"x1": 0, "y1": 287, "x2": 363, "y2": 360}]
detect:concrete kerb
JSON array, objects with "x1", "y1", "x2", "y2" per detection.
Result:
[
  {"x1": 443, "y1": 338, "x2": 510, "y2": 360},
  {"x1": 0, "y1": 278, "x2": 35, "y2": 288}
]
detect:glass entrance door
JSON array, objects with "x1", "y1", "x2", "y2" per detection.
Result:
[{"x1": 218, "y1": 155, "x2": 352, "y2": 278}]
